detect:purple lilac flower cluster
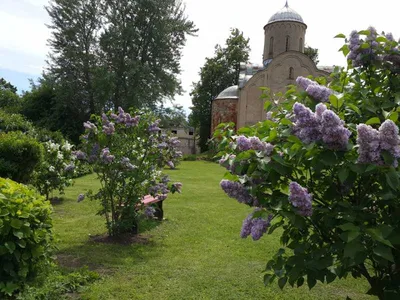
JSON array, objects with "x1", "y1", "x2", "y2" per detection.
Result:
[
  {"x1": 148, "y1": 120, "x2": 161, "y2": 133},
  {"x1": 77, "y1": 194, "x2": 85, "y2": 202},
  {"x1": 288, "y1": 182, "x2": 313, "y2": 217},
  {"x1": 348, "y1": 27, "x2": 379, "y2": 67},
  {"x1": 101, "y1": 148, "x2": 115, "y2": 164},
  {"x1": 240, "y1": 210, "x2": 273, "y2": 241},
  {"x1": 292, "y1": 102, "x2": 351, "y2": 150},
  {"x1": 220, "y1": 180, "x2": 258, "y2": 206},
  {"x1": 235, "y1": 135, "x2": 274, "y2": 155},
  {"x1": 101, "y1": 113, "x2": 115, "y2": 135},
  {"x1": 357, "y1": 120, "x2": 400, "y2": 166},
  {"x1": 83, "y1": 121, "x2": 97, "y2": 132},
  {"x1": 120, "y1": 157, "x2": 136, "y2": 170},
  {"x1": 64, "y1": 164, "x2": 75, "y2": 172},
  {"x1": 149, "y1": 180, "x2": 170, "y2": 201},
  {"x1": 73, "y1": 150, "x2": 87, "y2": 160},
  {"x1": 296, "y1": 76, "x2": 332, "y2": 103},
  {"x1": 172, "y1": 182, "x2": 182, "y2": 193},
  {"x1": 144, "y1": 206, "x2": 156, "y2": 218},
  {"x1": 111, "y1": 107, "x2": 140, "y2": 127}
]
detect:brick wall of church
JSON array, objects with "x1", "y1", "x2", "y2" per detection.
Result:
[{"x1": 211, "y1": 99, "x2": 238, "y2": 133}]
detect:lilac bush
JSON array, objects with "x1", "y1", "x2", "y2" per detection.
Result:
[
  {"x1": 214, "y1": 29, "x2": 400, "y2": 299},
  {"x1": 33, "y1": 140, "x2": 76, "y2": 200},
  {"x1": 75, "y1": 108, "x2": 182, "y2": 236}
]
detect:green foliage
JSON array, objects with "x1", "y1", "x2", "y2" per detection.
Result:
[
  {"x1": 77, "y1": 108, "x2": 182, "y2": 236},
  {"x1": 182, "y1": 154, "x2": 197, "y2": 161},
  {"x1": 17, "y1": 266, "x2": 99, "y2": 300},
  {"x1": 190, "y1": 28, "x2": 251, "y2": 152},
  {"x1": 0, "y1": 110, "x2": 33, "y2": 133},
  {"x1": 0, "y1": 78, "x2": 21, "y2": 114},
  {"x1": 0, "y1": 131, "x2": 43, "y2": 183},
  {"x1": 215, "y1": 29, "x2": 400, "y2": 299},
  {"x1": 0, "y1": 178, "x2": 54, "y2": 298},
  {"x1": 156, "y1": 104, "x2": 188, "y2": 129},
  {"x1": 304, "y1": 46, "x2": 319, "y2": 65}
]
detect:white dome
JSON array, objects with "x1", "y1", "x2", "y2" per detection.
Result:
[
  {"x1": 268, "y1": 2, "x2": 304, "y2": 24},
  {"x1": 215, "y1": 85, "x2": 239, "y2": 100}
]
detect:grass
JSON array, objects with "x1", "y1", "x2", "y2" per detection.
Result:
[{"x1": 52, "y1": 161, "x2": 375, "y2": 299}]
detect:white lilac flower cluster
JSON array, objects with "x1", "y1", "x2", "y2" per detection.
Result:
[
  {"x1": 357, "y1": 120, "x2": 400, "y2": 167},
  {"x1": 296, "y1": 76, "x2": 333, "y2": 103},
  {"x1": 292, "y1": 102, "x2": 351, "y2": 150}
]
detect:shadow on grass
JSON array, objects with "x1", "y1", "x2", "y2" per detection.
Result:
[{"x1": 55, "y1": 218, "x2": 166, "y2": 274}]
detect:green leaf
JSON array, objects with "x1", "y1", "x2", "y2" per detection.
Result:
[
  {"x1": 367, "y1": 228, "x2": 394, "y2": 248},
  {"x1": 263, "y1": 274, "x2": 274, "y2": 286},
  {"x1": 320, "y1": 151, "x2": 337, "y2": 166},
  {"x1": 334, "y1": 33, "x2": 346, "y2": 39},
  {"x1": 365, "y1": 117, "x2": 381, "y2": 125},
  {"x1": 339, "y1": 223, "x2": 360, "y2": 232},
  {"x1": 340, "y1": 231, "x2": 360, "y2": 243},
  {"x1": 10, "y1": 219, "x2": 23, "y2": 229},
  {"x1": 297, "y1": 277, "x2": 304, "y2": 287},
  {"x1": 280, "y1": 118, "x2": 293, "y2": 126},
  {"x1": 264, "y1": 100, "x2": 272, "y2": 111},
  {"x1": 373, "y1": 244, "x2": 394, "y2": 262},
  {"x1": 376, "y1": 36, "x2": 388, "y2": 43},
  {"x1": 307, "y1": 274, "x2": 317, "y2": 290},
  {"x1": 0, "y1": 193, "x2": 6, "y2": 199},
  {"x1": 360, "y1": 42, "x2": 370, "y2": 49},
  {"x1": 329, "y1": 94, "x2": 343, "y2": 109},
  {"x1": 385, "y1": 169, "x2": 399, "y2": 191},
  {"x1": 344, "y1": 241, "x2": 363, "y2": 258},
  {"x1": 5, "y1": 241, "x2": 16, "y2": 253},
  {"x1": 13, "y1": 230, "x2": 23, "y2": 239},
  {"x1": 389, "y1": 112, "x2": 398, "y2": 122},
  {"x1": 278, "y1": 277, "x2": 287, "y2": 290},
  {"x1": 338, "y1": 168, "x2": 349, "y2": 183},
  {"x1": 346, "y1": 103, "x2": 361, "y2": 115}
]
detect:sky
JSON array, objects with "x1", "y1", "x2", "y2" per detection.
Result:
[{"x1": 1, "y1": 0, "x2": 399, "y2": 113}]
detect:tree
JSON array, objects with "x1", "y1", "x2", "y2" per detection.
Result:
[
  {"x1": 190, "y1": 28, "x2": 250, "y2": 152},
  {"x1": 304, "y1": 45, "x2": 319, "y2": 65},
  {"x1": 0, "y1": 78, "x2": 17, "y2": 93},
  {"x1": 99, "y1": 0, "x2": 197, "y2": 110},
  {"x1": 45, "y1": 0, "x2": 103, "y2": 142},
  {"x1": 0, "y1": 78, "x2": 21, "y2": 113},
  {"x1": 156, "y1": 104, "x2": 188, "y2": 129}
]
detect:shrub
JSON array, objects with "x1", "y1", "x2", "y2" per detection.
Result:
[
  {"x1": 32, "y1": 140, "x2": 76, "y2": 200},
  {"x1": 76, "y1": 108, "x2": 182, "y2": 236},
  {"x1": 0, "y1": 131, "x2": 43, "y2": 183},
  {"x1": 17, "y1": 267, "x2": 99, "y2": 300},
  {"x1": 0, "y1": 178, "x2": 54, "y2": 297},
  {"x1": 215, "y1": 28, "x2": 400, "y2": 299},
  {"x1": 183, "y1": 154, "x2": 197, "y2": 161},
  {"x1": 0, "y1": 110, "x2": 33, "y2": 133}
]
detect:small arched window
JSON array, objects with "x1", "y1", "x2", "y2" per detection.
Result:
[
  {"x1": 286, "y1": 36, "x2": 290, "y2": 51},
  {"x1": 299, "y1": 38, "x2": 303, "y2": 52},
  {"x1": 289, "y1": 67, "x2": 294, "y2": 79},
  {"x1": 269, "y1": 37, "x2": 274, "y2": 56}
]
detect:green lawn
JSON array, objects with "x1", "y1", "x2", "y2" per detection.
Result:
[{"x1": 53, "y1": 161, "x2": 375, "y2": 299}]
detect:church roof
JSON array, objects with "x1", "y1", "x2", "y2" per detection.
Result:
[
  {"x1": 268, "y1": 2, "x2": 304, "y2": 25},
  {"x1": 238, "y1": 63, "x2": 263, "y2": 88},
  {"x1": 215, "y1": 85, "x2": 239, "y2": 100}
]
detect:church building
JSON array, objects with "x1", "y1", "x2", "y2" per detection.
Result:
[{"x1": 211, "y1": 2, "x2": 331, "y2": 132}]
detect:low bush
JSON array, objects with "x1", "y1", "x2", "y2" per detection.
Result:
[
  {"x1": 0, "y1": 110, "x2": 33, "y2": 133},
  {"x1": 0, "y1": 131, "x2": 43, "y2": 183},
  {"x1": 182, "y1": 154, "x2": 197, "y2": 161},
  {"x1": 17, "y1": 267, "x2": 99, "y2": 300},
  {"x1": 0, "y1": 178, "x2": 54, "y2": 298}
]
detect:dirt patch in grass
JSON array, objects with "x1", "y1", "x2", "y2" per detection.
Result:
[
  {"x1": 56, "y1": 254, "x2": 114, "y2": 276},
  {"x1": 50, "y1": 197, "x2": 64, "y2": 205},
  {"x1": 89, "y1": 232, "x2": 153, "y2": 246}
]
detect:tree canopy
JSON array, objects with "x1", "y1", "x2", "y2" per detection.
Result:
[{"x1": 190, "y1": 28, "x2": 250, "y2": 152}]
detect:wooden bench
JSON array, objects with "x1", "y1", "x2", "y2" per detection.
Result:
[{"x1": 139, "y1": 195, "x2": 164, "y2": 221}]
